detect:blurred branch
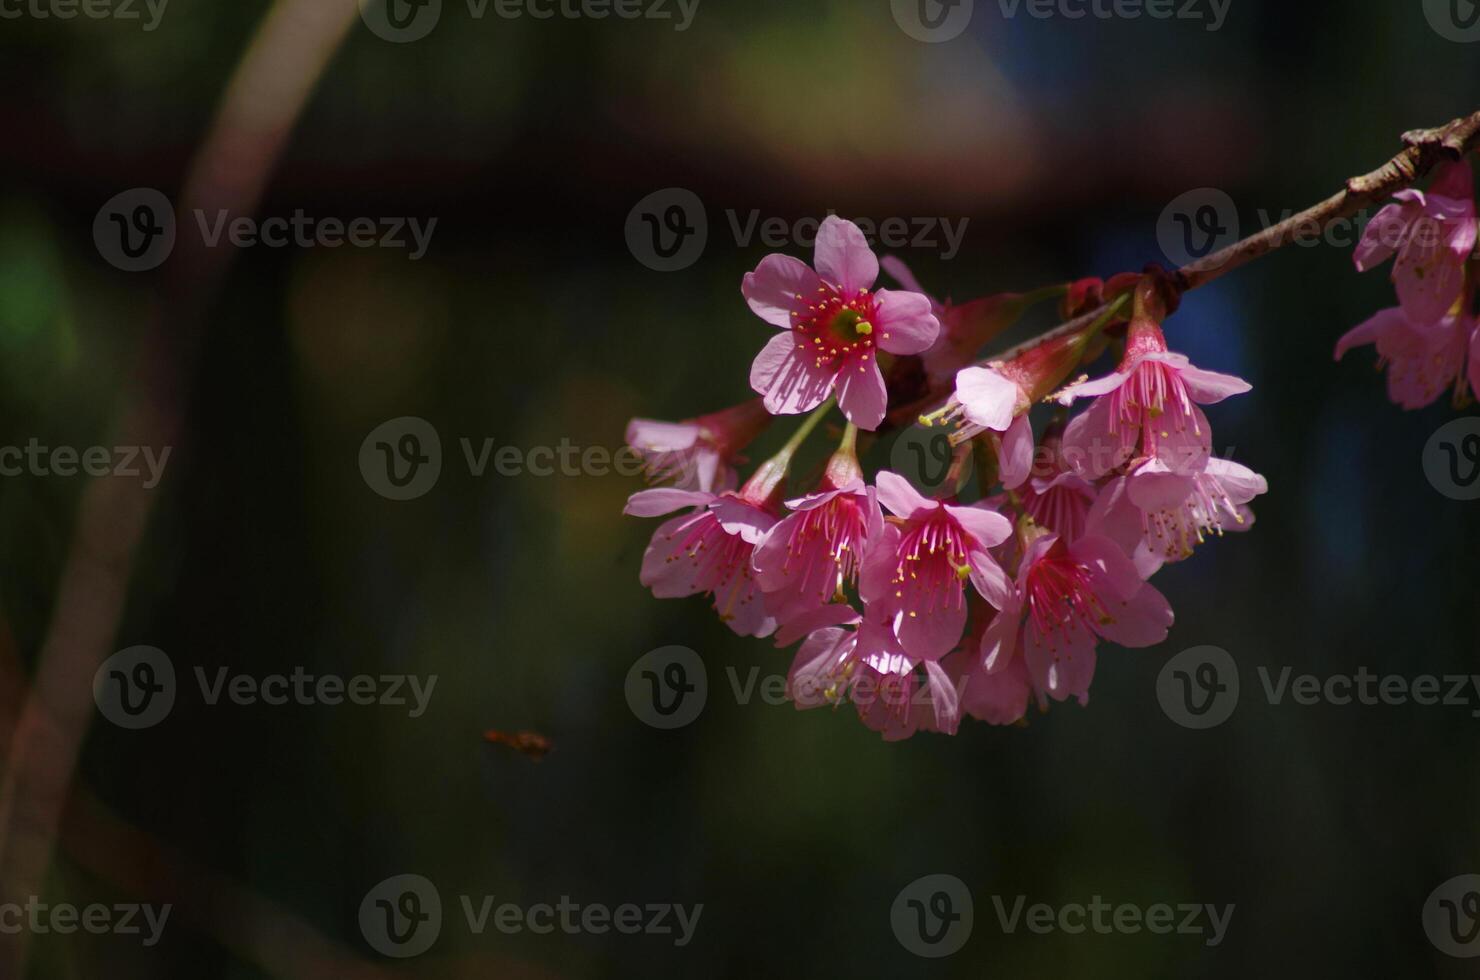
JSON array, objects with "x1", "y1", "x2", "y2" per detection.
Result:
[{"x1": 0, "y1": 0, "x2": 358, "y2": 975}]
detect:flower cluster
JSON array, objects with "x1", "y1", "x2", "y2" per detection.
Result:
[
  {"x1": 1337, "y1": 158, "x2": 1480, "y2": 408},
  {"x1": 624, "y1": 215, "x2": 1265, "y2": 738}
]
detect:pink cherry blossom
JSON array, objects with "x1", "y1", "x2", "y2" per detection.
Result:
[
  {"x1": 743, "y1": 216, "x2": 940, "y2": 430},
  {"x1": 1355, "y1": 159, "x2": 1477, "y2": 327},
  {"x1": 625, "y1": 399, "x2": 771, "y2": 492},
  {"x1": 1088, "y1": 458, "x2": 1267, "y2": 577},
  {"x1": 625, "y1": 487, "x2": 778, "y2": 637},
  {"x1": 1335, "y1": 306, "x2": 1476, "y2": 409},
  {"x1": 785, "y1": 610, "x2": 962, "y2": 740},
  {"x1": 859, "y1": 471, "x2": 1013, "y2": 661},
  {"x1": 941, "y1": 365, "x2": 1036, "y2": 488},
  {"x1": 980, "y1": 532, "x2": 1173, "y2": 705},
  {"x1": 752, "y1": 480, "x2": 882, "y2": 624},
  {"x1": 1017, "y1": 426, "x2": 1097, "y2": 542},
  {"x1": 1056, "y1": 321, "x2": 1250, "y2": 479}
]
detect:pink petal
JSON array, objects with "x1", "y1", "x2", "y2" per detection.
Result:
[
  {"x1": 962, "y1": 655, "x2": 1031, "y2": 725},
  {"x1": 835, "y1": 358, "x2": 888, "y2": 431},
  {"x1": 1071, "y1": 533, "x2": 1146, "y2": 600},
  {"x1": 1205, "y1": 457, "x2": 1268, "y2": 504},
  {"x1": 1430, "y1": 157, "x2": 1475, "y2": 201},
  {"x1": 979, "y1": 596, "x2": 1021, "y2": 672},
  {"x1": 1096, "y1": 581, "x2": 1174, "y2": 649},
  {"x1": 623, "y1": 487, "x2": 714, "y2": 517},
  {"x1": 1126, "y1": 461, "x2": 1197, "y2": 512},
  {"x1": 999, "y1": 414, "x2": 1034, "y2": 489},
  {"x1": 750, "y1": 331, "x2": 834, "y2": 415},
  {"x1": 1151, "y1": 404, "x2": 1212, "y2": 475},
  {"x1": 813, "y1": 216, "x2": 878, "y2": 294},
  {"x1": 775, "y1": 604, "x2": 863, "y2": 648},
  {"x1": 921, "y1": 660, "x2": 962, "y2": 735},
  {"x1": 1023, "y1": 619, "x2": 1097, "y2": 705},
  {"x1": 1177, "y1": 365, "x2": 1252, "y2": 404},
  {"x1": 879, "y1": 255, "x2": 936, "y2": 306},
  {"x1": 968, "y1": 548, "x2": 1014, "y2": 610},
  {"x1": 638, "y1": 512, "x2": 709, "y2": 597},
  {"x1": 895, "y1": 596, "x2": 968, "y2": 663},
  {"x1": 625, "y1": 418, "x2": 699, "y2": 452},
  {"x1": 1353, "y1": 201, "x2": 1411, "y2": 272},
  {"x1": 858, "y1": 523, "x2": 903, "y2": 602},
  {"x1": 1394, "y1": 229, "x2": 1466, "y2": 326},
  {"x1": 787, "y1": 628, "x2": 851, "y2": 708},
  {"x1": 1053, "y1": 368, "x2": 1131, "y2": 405},
  {"x1": 742, "y1": 254, "x2": 822, "y2": 328},
  {"x1": 1470, "y1": 322, "x2": 1480, "y2": 400},
  {"x1": 1335, "y1": 307, "x2": 1402, "y2": 361},
  {"x1": 874, "y1": 470, "x2": 932, "y2": 518},
  {"x1": 710, "y1": 496, "x2": 777, "y2": 544},
  {"x1": 1062, "y1": 397, "x2": 1122, "y2": 478},
  {"x1": 872, "y1": 289, "x2": 940, "y2": 355},
  {"x1": 945, "y1": 502, "x2": 1012, "y2": 549},
  {"x1": 954, "y1": 366, "x2": 1020, "y2": 432}
]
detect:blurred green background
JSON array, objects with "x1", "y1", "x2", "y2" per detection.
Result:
[{"x1": 2, "y1": 0, "x2": 1480, "y2": 976}]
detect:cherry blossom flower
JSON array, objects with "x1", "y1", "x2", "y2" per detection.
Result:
[
  {"x1": 979, "y1": 532, "x2": 1173, "y2": 705},
  {"x1": 860, "y1": 471, "x2": 1013, "y2": 661},
  {"x1": 743, "y1": 217, "x2": 940, "y2": 430},
  {"x1": 1017, "y1": 424, "x2": 1097, "y2": 542},
  {"x1": 1355, "y1": 159, "x2": 1477, "y2": 327},
  {"x1": 785, "y1": 609, "x2": 962, "y2": 741},
  {"x1": 1088, "y1": 459, "x2": 1267, "y2": 577},
  {"x1": 625, "y1": 399, "x2": 771, "y2": 492},
  {"x1": 1335, "y1": 306, "x2": 1476, "y2": 409},
  {"x1": 625, "y1": 487, "x2": 779, "y2": 637},
  {"x1": 1057, "y1": 318, "x2": 1251, "y2": 479},
  {"x1": 752, "y1": 480, "x2": 882, "y2": 625}
]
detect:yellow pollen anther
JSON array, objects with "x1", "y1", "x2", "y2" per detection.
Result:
[{"x1": 855, "y1": 320, "x2": 873, "y2": 335}]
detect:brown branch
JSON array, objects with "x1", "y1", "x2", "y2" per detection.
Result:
[
  {"x1": 991, "y1": 109, "x2": 1480, "y2": 368},
  {"x1": 0, "y1": 1, "x2": 358, "y2": 975}
]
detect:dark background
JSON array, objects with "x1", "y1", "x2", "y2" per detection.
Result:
[{"x1": 2, "y1": 0, "x2": 1479, "y2": 976}]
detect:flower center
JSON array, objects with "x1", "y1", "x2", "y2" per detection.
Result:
[
  {"x1": 1108, "y1": 359, "x2": 1196, "y2": 456},
  {"x1": 1024, "y1": 555, "x2": 1110, "y2": 643},
  {"x1": 792, "y1": 285, "x2": 878, "y2": 370},
  {"x1": 781, "y1": 495, "x2": 869, "y2": 604},
  {"x1": 891, "y1": 510, "x2": 971, "y2": 617}
]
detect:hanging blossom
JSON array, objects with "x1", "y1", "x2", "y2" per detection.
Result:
[
  {"x1": 1055, "y1": 290, "x2": 1251, "y2": 480},
  {"x1": 1335, "y1": 306, "x2": 1479, "y2": 409},
  {"x1": 979, "y1": 530, "x2": 1173, "y2": 705},
  {"x1": 931, "y1": 318, "x2": 1113, "y2": 489},
  {"x1": 859, "y1": 471, "x2": 1013, "y2": 662},
  {"x1": 752, "y1": 431, "x2": 882, "y2": 626},
  {"x1": 1354, "y1": 158, "x2": 1477, "y2": 327},
  {"x1": 743, "y1": 216, "x2": 940, "y2": 430},
  {"x1": 625, "y1": 399, "x2": 771, "y2": 492}
]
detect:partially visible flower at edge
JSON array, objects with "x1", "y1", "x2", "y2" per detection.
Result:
[{"x1": 625, "y1": 398, "x2": 772, "y2": 492}]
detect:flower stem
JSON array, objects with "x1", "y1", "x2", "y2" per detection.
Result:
[{"x1": 781, "y1": 399, "x2": 834, "y2": 456}]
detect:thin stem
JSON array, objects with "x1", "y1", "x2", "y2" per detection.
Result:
[
  {"x1": 781, "y1": 399, "x2": 834, "y2": 455},
  {"x1": 837, "y1": 421, "x2": 859, "y2": 456}
]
